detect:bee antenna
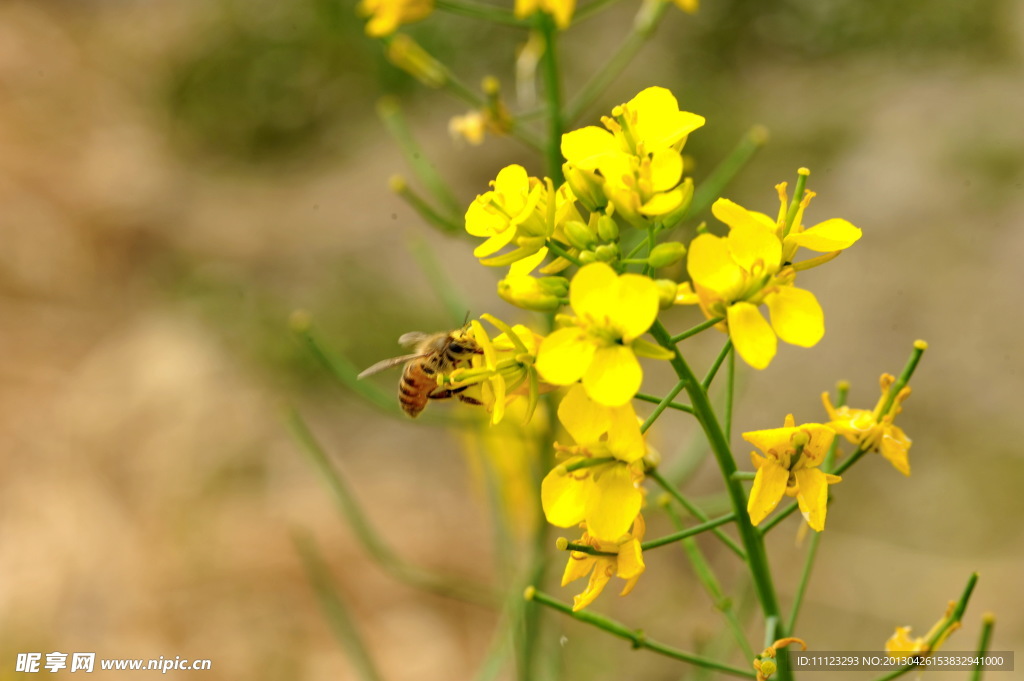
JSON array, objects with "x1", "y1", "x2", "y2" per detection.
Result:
[{"x1": 461, "y1": 310, "x2": 471, "y2": 327}]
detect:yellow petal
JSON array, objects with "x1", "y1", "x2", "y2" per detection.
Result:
[
  {"x1": 616, "y1": 538, "x2": 645, "y2": 584},
  {"x1": 639, "y1": 188, "x2": 683, "y2": 216},
  {"x1": 536, "y1": 327, "x2": 594, "y2": 385},
  {"x1": 687, "y1": 233, "x2": 745, "y2": 299},
  {"x1": 886, "y1": 627, "x2": 923, "y2": 655},
  {"x1": 561, "y1": 551, "x2": 596, "y2": 587},
  {"x1": 608, "y1": 274, "x2": 661, "y2": 341},
  {"x1": 583, "y1": 345, "x2": 642, "y2": 407},
  {"x1": 793, "y1": 468, "x2": 830, "y2": 532},
  {"x1": 561, "y1": 126, "x2": 621, "y2": 170},
  {"x1": 742, "y1": 426, "x2": 792, "y2": 457},
  {"x1": 541, "y1": 464, "x2": 591, "y2": 528},
  {"x1": 879, "y1": 426, "x2": 912, "y2": 476},
  {"x1": 628, "y1": 86, "x2": 706, "y2": 151},
  {"x1": 747, "y1": 458, "x2": 789, "y2": 526},
  {"x1": 786, "y1": 218, "x2": 862, "y2": 252},
  {"x1": 727, "y1": 219, "x2": 782, "y2": 275},
  {"x1": 586, "y1": 464, "x2": 642, "y2": 541},
  {"x1": 727, "y1": 302, "x2": 777, "y2": 369},
  {"x1": 569, "y1": 262, "x2": 618, "y2": 321},
  {"x1": 766, "y1": 286, "x2": 824, "y2": 348},
  {"x1": 472, "y1": 226, "x2": 518, "y2": 258},
  {"x1": 465, "y1": 197, "x2": 507, "y2": 237},
  {"x1": 606, "y1": 403, "x2": 645, "y2": 463},
  {"x1": 712, "y1": 198, "x2": 778, "y2": 234},
  {"x1": 572, "y1": 557, "x2": 614, "y2": 611},
  {"x1": 493, "y1": 164, "x2": 529, "y2": 206},
  {"x1": 795, "y1": 423, "x2": 836, "y2": 466},
  {"x1": 649, "y1": 149, "x2": 683, "y2": 192},
  {"x1": 557, "y1": 383, "x2": 607, "y2": 445}
]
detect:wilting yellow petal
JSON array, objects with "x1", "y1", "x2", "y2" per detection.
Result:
[
  {"x1": 766, "y1": 286, "x2": 824, "y2": 348},
  {"x1": 787, "y1": 218, "x2": 862, "y2": 252},
  {"x1": 572, "y1": 557, "x2": 614, "y2": 611},
  {"x1": 541, "y1": 463, "x2": 591, "y2": 527},
  {"x1": 583, "y1": 345, "x2": 643, "y2": 407},
  {"x1": 536, "y1": 327, "x2": 594, "y2": 385},
  {"x1": 562, "y1": 551, "x2": 596, "y2": 586},
  {"x1": 728, "y1": 302, "x2": 777, "y2": 369},
  {"x1": 793, "y1": 468, "x2": 830, "y2": 532},
  {"x1": 586, "y1": 464, "x2": 642, "y2": 541},
  {"x1": 747, "y1": 457, "x2": 790, "y2": 525},
  {"x1": 879, "y1": 426, "x2": 912, "y2": 476},
  {"x1": 616, "y1": 538, "x2": 645, "y2": 586}
]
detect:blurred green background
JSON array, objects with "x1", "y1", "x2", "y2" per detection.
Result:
[{"x1": 0, "y1": 0, "x2": 1021, "y2": 679}]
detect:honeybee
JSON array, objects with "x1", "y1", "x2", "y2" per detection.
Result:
[{"x1": 357, "y1": 329, "x2": 484, "y2": 418}]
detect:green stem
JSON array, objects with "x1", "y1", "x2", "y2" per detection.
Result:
[
  {"x1": 642, "y1": 513, "x2": 737, "y2": 550},
  {"x1": 663, "y1": 504, "x2": 756, "y2": 662},
  {"x1": 564, "y1": 0, "x2": 670, "y2": 124},
  {"x1": 538, "y1": 14, "x2": 565, "y2": 184},
  {"x1": 435, "y1": 0, "x2": 528, "y2": 25},
  {"x1": 544, "y1": 238, "x2": 583, "y2": 266},
  {"x1": 649, "y1": 320, "x2": 788, "y2": 676},
  {"x1": 702, "y1": 339, "x2": 733, "y2": 389},
  {"x1": 526, "y1": 589, "x2": 757, "y2": 679},
  {"x1": 880, "y1": 340, "x2": 928, "y2": 416},
  {"x1": 634, "y1": 392, "x2": 694, "y2": 414},
  {"x1": 565, "y1": 456, "x2": 617, "y2": 472},
  {"x1": 285, "y1": 408, "x2": 497, "y2": 606},
  {"x1": 649, "y1": 469, "x2": 746, "y2": 560},
  {"x1": 640, "y1": 379, "x2": 688, "y2": 433},
  {"x1": 392, "y1": 179, "x2": 461, "y2": 233},
  {"x1": 969, "y1": 614, "x2": 995, "y2": 681},
  {"x1": 731, "y1": 472, "x2": 756, "y2": 481},
  {"x1": 671, "y1": 317, "x2": 724, "y2": 344},
  {"x1": 725, "y1": 344, "x2": 735, "y2": 444},
  {"x1": 782, "y1": 169, "x2": 810, "y2": 237}
]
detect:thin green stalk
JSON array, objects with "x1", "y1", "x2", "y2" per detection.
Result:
[
  {"x1": 969, "y1": 613, "x2": 995, "y2": 681},
  {"x1": 526, "y1": 589, "x2": 757, "y2": 679},
  {"x1": 538, "y1": 14, "x2": 565, "y2": 184},
  {"x1": 408, "y1": 237, "x2": 471, "y2": 326},
  {"x1": 649, "y1": 469, "x2": 746, "y2": 560},
  {"x1": 664, "y1": 504, "x2": 756, "y2": 662},
  {"x1": 286, "y1": 407, "x2": 497, "y2": 606},
  {"x1": 435, "y1": 0, "x2": 528, "y2": 25},
  {"x1": 564, "y1": 0, "x2": 670, "y2": 123},
  {"x1": 686, "y1": 126, "x2": 769, "y2": 222},
  {"x1": 671, "y1": 316, "x2": 724, "y2": 344},
  {"x1": 378, "y1": 99, "x2": 462, "y2": 218},
  {"x1": 392, "y1": 178, "x2": 461, "y2": 233},
  {"x1": 294, "y1": 532, "x2": 383, "y2": 681},
  {"x1": 731, "y1": 472, "x2": 756, "y2": 481},
  {"x1": 641, "y1": 513, "x2": 737, "y2": 550},
  {"x1": 725, "y1": 344, "x2": 735, "y2": 444},
  {"x1": 649, "y1": 319, "x2": 789, "y2": 679},
  {"x1": 640, "y1": 379, "x2": 687, "y2": 432},
  {"x1": 781, "y1": 169, "x2": 810, "y2": 236},
  {"x1": 702, "y1": 340, "x2": 733, "y2": 389},
  {"x1": 544, "y1": 239, "x2": 583, "y2": 266},
  {"x1": 565, "y1": 456, "x2": 617, "y2": 472},
  {"x1": 634, "y1": 391, "x2": 693, "y2": 414}
]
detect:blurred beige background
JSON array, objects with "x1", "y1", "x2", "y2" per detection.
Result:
[{"x1": 0, "y1": 0, "x2": 1022, "y2": 679}]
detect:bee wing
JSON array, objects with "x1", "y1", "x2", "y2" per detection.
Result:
[
  {"x1": 398, "y1": 332, "x2": 432, "y2": 348},
  {"x1": 357, "y1": 353, "x2": 424, "y2": 379}
]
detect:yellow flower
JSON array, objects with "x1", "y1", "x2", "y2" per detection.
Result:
[
  {"x1": 743, "y1": 414, "x2": 840, "y2": 532},
  {"x1": 449, "y1": 111, "x2": 486, "y2": 145},
  {"x1": 535, "y1": 263, "x2": 673, "y2": 406},
  {"x1": 359, "y1": 0, "x2": 434, "y2": 37},
  {"x1": 541, "y1": 384, "x2": 646, "y2": 541},
  {"x1": 599, "y1": 151, "x2": 694, "y2": 229},
  {"x1": 886, "y1": 601, "x2": 959, "y2": 655},
  {"x1": 514, "y1": 0, "x2": 576, "y2": 29},
  {"x1": 561, "y1": 515, "x2": 646, "y2": 611},
  {"x1": 823, "y1": 373, "x2": 913, "y2": 475},
  {"x1": 673, "y1": 0, "x2": 698, "y2": 13},
  {"x1": 465, "y1": 165, "x2": 581, "y2": 266},
  {"x1": 446, "y1": 315, "x2": 542, "y2": 425},
  {"x1": 497, "y1": 248, "x2": 569, "y2": 311}
]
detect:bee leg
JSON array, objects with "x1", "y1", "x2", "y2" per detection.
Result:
[{"x1": 427, "y1": 385, "x2": 482, "y2": 405}]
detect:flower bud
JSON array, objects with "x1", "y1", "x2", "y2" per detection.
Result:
[
  {"x1": 386, "y1": 35, "x2": 446, "y2": 88},
  {"x1": 498, "y1": 276, "x2": 563, "y2": 312},
  {"x1": 594, "y1": 243, "x2": 619, "y2": 262},
  {"x1": 579, "y1": 250, "x2": 597, "y2": 265},
  {"x1": 563, "y1": 220, "x2": 597, "y2": 251},
  {"x1": 655, "y1": 279, "x2": 678, "y2": 308},
  {"x1": 648, "y1": 242, "x2": 687, "y2": 268},
  {"x1": 563, "y1": 163, "x2": 607, "y2": 213},
  {"x1": 596, "y1": 214, "x2": 619, "y2": 242}
]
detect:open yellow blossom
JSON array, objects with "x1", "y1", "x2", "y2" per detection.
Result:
[
  {"x1": 599, "y1": 151, "x2": 693, "y2": 229},
  {"x1": 823, "y1": 373, "x2": 913, "y2": 475},
  {"x1": 536, "y1": 263, "x2": 673, "y2": 406},
  {"x1": 541, "y1": 385, "x2": 646, "y2": 541},
  {"x1": 515, "y1": 0, "x2": 576, "y2": 29},
  {"x1": 358, "y1": 0, "x2": 433, "y2": 37},
  {"x1": 561, "y1": 515, "x2": 646, "y2": 611},
  {"x1": 743, "y1": 414, "x2": 840, "y2": 532},
  {"x1": 886, "y1": 600, "x2": 959, "y2": 654},
  {"x1": 465, "y1": 165, "x2": 581, "y2": 266}
]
